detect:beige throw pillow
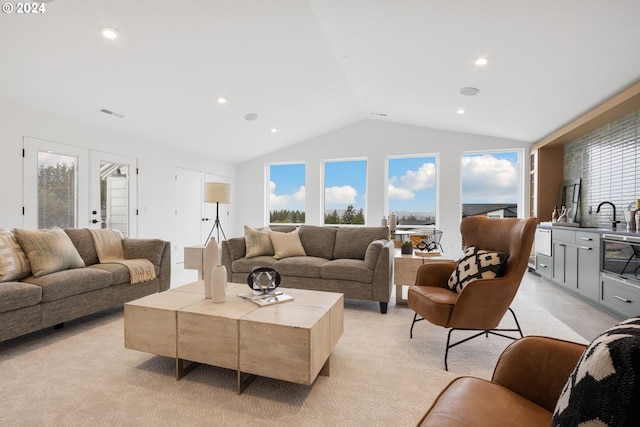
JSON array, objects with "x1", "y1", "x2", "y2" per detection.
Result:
[
  {"x1": 244, "y1": 225, "x2": 274, "y2": 258},
  {"x1": 0, "y1": 229, "x2": 32, "y2": 282},
  {"x1": 13, "y1": 228, "x2": 85, "y2": 277},
  {"x1": 270, "y1": 228, "x2": 306, "y2": 259}
]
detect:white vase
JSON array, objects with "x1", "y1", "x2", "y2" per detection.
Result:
[
  {"x1": 211, "y1": 265, "x2": 227, "y2": 303},
  {"x1": 203, "y1": 238, "x2": 220, "y2": 299}
]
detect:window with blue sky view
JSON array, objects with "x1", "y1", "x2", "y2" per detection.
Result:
[
  {"x1": 269, "y1": 163, "x2": 305, "y2": 223},
  {"x1": 461, "y1": 151, "x2": 519, "y2": 218},
  {"x1": 387, "y1": 155, "x2": 437, "y2": 226},
  {"x1": 324, "y1": 159, "x2": 366, "y2": 224}
]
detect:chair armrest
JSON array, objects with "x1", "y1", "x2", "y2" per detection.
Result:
[
  {"x1": 492, "y1": 335, "x2": 587, "y2": 412},
  {"x1": 414, "y1": 261, "x2": 457, "y2": 287}
]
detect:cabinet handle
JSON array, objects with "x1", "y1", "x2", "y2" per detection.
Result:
[
  {"x1": 580, "y1": 237, "x2": 593, "y2": 241},
  {"x1": 614, "y1": 295, "x2": 632, "y2": 303},
  {"x1": 579, "y1": 246, "x2": 592, "y2": 250},
  {"x1": 539, "y1": 263, "x2": 547, "y2": 268}
]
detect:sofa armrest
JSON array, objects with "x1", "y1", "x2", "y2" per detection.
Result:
[
  {"x1": 123, "y1": 238, "x2": 171, "y2": 291},
  {"x1": 369, "y1": 239, "x2": 395, "y2": 303},
  {"x1": 221, "y1": 238, "x2": 246, "y2": 281},
  {"x1": 491, "y1": 335, "x2": 587, "y2": 412}
]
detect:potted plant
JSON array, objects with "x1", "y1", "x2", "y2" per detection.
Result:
[{"x1": 401, "y1": 240, "x2": 413, "y2": 255}]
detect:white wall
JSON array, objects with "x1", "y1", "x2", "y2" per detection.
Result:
[
  {"x1": 0, "y1": 97, "x2": 236, "y2": 245},
  {"x1": 235, "y1": 120, "x2": 531, "y2": 256}
]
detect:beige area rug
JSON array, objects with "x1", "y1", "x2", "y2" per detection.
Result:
[{"x1": 0, "y1": 288, "x2": 587, "y2": 427}]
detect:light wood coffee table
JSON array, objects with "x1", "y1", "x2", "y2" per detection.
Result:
[{"x1": 124, "y1": 281, "x2": 344, "y2": 393}]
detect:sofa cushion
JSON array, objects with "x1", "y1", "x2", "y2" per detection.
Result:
[
  {"x1": 0, "y1": 282, "x2": 42, "y2": 313},
  {"x1": 333, "y1": 226, "x2": 389, "y2": 260},
  {"x1": 89, "y1": 263, "x2": 131, "y2": 285},
  {"x1": 270, "y1": 229, "x2": 306, "y2": 259},
  {"x1": 13, "y1": 228, "x2": 85, "y2": 277},
  {"x1": 64, "y1": 228, "x2": 99, "y2": 266},
  {"x1": 274, "y1": 256, "x2": 328, "y2": 278},
  {"x1": 321, "y1": 259, "x2": 374, "y2": 283},
  {"x1": 447, "y1": 246, "x2": 509, "y2": 293},
  {"x1": 552, "y1": 317, "x2": 640, "y2": 427},
  {"x1": 298, "y1": 225, "x2": 336, "y2": 259},
  {"x1": 244, "y1": 226, "x2": 274, "y2": 258},
  {"x1": 123, "y1": 238, "x2": 165, "y2": 266},
  {"x1": 22, "y1": 267, "x2": 113, "y2": 302},
  {"x1": 232, "y1": 256, "x2": 277, "y2": 274},
  {"x1": 0, "y1": 230, "x2": 31, "y2": 282}
]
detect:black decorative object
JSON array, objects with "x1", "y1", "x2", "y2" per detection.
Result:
[{"x1": 247, "y1": 267, "x2": 281, "y2": 295}]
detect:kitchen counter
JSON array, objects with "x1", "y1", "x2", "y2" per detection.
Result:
[{"x1": 538, "y1": 222, "x2": 640, "y2": 238}]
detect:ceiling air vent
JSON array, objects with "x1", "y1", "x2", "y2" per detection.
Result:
[{"x1": 98, "y1": 108, "x2": 125, "y2": 118}]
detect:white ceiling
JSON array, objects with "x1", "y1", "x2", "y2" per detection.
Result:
[{"x1": 2, "y1": 0, "x2": 640, "y2": 163}]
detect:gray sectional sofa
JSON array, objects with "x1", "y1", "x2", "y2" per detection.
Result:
[
  {"x1": 221, "y1": 225, "x2": 394, "y2": 313},
  {"x1": 0, "y1": 228, "x2": 170, "y2": 343}
]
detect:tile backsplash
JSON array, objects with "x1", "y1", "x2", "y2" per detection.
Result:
[{"x1": 564, "y1": 109, "x2": 640, "y2": 228}]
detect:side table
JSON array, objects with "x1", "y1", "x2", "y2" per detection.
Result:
[
  {"x1": 184, "y1": 245, "x2": 206, "y2": 279},
  {"x1": 394, "y1": 249, "x2": 452, "y2": 305}
]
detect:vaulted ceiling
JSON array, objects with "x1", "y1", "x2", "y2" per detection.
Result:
[{"x1": 2, "y1": 0, "x2": 640, "y2": 163}]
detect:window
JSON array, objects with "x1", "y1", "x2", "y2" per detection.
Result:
[
  {"x1": 323, "y1": 159, "x2": 366, "y2": 225},
  {"x1": 37, "y1": 151, "x2": 77, "y2": 228},
  {"x1": 387, "y1": 155, "x2": 437, "y2": 226},
  {"x1": 269, "y1": 163, "x2": 306, "y2": 224},
  {"x1": 461, "y1": 151, "x2": 520, "y2": 219}
]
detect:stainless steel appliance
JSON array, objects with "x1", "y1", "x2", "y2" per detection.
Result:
[{"x1": 602, "y1": 234, "x2": 640, "y2": 283}]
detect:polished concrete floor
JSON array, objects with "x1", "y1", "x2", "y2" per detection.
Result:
[{"x1": 518, "y1": 271, "x2": 622, "y2": 342}]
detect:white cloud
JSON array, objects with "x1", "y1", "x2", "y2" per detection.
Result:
[
  {"x1": 325, "y1": 185, "x2": 357, "y2": 205},
  {"x1": 269, "y1": 181, "x2": 305, "y2": 210},
  {"x1": 461, "y1": 155, "x2": 518, "y2": 203},
  {"x1": 388, "y1": 162, "x2": 436, "y2": 200}
]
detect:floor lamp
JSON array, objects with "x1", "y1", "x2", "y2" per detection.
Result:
[{"x1": 203, "y1": 182, "x2": 232, "y2": 244}]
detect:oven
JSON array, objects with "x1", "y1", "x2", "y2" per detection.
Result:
[{"x1": 602, "y1": 234, "x2": 640, "y2": 284}]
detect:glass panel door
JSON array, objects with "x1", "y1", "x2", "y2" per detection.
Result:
[{"x1": 90, "y1": 152, "x2": 137, "y2": 237}]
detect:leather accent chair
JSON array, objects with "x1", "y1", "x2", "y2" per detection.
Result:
[
  {"x1": 416, "y1": 336, "x2": 587, "y2": 426},
  {"x1": 408, "y1": 217, "x2": 537, "y2": 370}
]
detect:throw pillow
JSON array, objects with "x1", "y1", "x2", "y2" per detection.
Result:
[
  {"x1": 0, "y1": 229, "x2": 32, "y2": 282},
  {"x1": 552, "y1": 317, "x2": 640, "y2": 427},
  {"x1": 447, "y1": 246, "x2": 509, "y2": 293},
  {"x1": 13, "y1": 228, "x2": 85, "y2": 277},
  {"x1": 244, "y1": 225, "x2": 274, "y2": 258},
  {"x1": 270, "y1": 228, "x2": 306, "y2": 259}
]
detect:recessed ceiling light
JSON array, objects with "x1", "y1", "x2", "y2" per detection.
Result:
[
  {"x1": 217, "y1": 97, "x2": 227, "y2": 104},
  {"x1": 457, "y1": 108, "x2": 466, "y2": 115},
  {"x1": 475, "y1": 57, "x2": 489, "y2": 66},
  {"x1": 100, "y1": 27, "x2": 119, "y2": 40},
  {"x1": 244, "y1": 113, "x2": 258, "y2": 121},
  {"x1": 270, "y1": 128, "x2": 278, "y2": 133},
  {"x1": 459, "y1": 87, "x2": 479, "y2": 96}
]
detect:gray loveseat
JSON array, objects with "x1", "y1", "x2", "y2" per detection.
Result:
[
  {"x1": 221, "y1": 225, "x2": 394, "y2": 313},
  {"x1": 0, "y1": 228, "x2": 171, "y2": 343}
]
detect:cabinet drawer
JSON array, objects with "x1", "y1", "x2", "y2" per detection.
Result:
[
  {"x1": 536, "y1": 254, "x2": 552, "y2": 279},
  {"x1": 601, "y1": 275, "x2": 640, "y2": 318},
  {"x1": 552, "y1": 229, "x2": 575, "y2": 243},
  {"x1": 576, "y1": 232, "x2": 599, "y2": 248}
]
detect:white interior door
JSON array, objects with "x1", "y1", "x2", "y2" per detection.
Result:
[
  {"x1": 175, "y1": 169, "x2": 207, "y2": 264},
  {"x1": 89, "y1": 151, "x2": 138, "y2": 237}
]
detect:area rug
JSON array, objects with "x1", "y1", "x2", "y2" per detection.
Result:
[{"x1": 0, "y1": 290, "x2": 587, "y2": 427}]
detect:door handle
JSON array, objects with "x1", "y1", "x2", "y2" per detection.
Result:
[{"x1": 92, "y1": 219, "x2": 99, "y2": 224}]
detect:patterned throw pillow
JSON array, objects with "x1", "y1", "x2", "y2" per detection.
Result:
[
  {"x1": 552, "y1": 317, "x2": 640, "y2": 427},
  {"x1": 244, "y1": 225, "x2": 274, "y2": 258},
  {"x1": 447, "y1": 246, "x2": 509, "y2": 293},
  {"x1": 0, "y1": 229, "x2": 32, "y2": 282},
  {"x1": 13, "y1": 228, "x2": 85, "y2": 277}
]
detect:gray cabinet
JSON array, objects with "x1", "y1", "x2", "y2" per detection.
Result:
[
  {"x1": 575, "y1": 231, "x2": 600, "y2": 301},
  {"x1": 551, "y1": 229, "x2": 577, "y2": 290},
  {"x1": 600, "y1": 274, "x2": 640, "y2": 318}
]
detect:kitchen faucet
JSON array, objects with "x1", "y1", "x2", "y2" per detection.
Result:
[{"x1": 596, "y1": 201, "x2": 619, "y2": 229}]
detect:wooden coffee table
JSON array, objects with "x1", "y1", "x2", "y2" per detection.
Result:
[{"x1": 124, "y1": 281, "x2": 344, "y2": 393}]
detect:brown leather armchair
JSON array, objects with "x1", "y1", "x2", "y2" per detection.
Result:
[
  {"x1": 408, "y1": 217, "x2": 537, "y2": 370},
  {"x1": 416, "y1": 336, "x2": 587, "y2": 426}
]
